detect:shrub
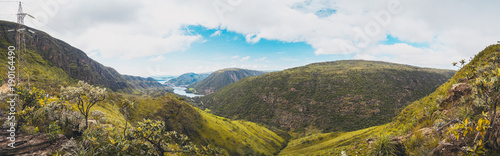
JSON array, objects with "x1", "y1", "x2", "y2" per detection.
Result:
[{"x1": 368, "y1": 133, "x2": 397, "y2": 156}]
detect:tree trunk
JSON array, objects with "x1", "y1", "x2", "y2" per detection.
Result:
[{"x1": 84, "y1": 114, "x2": 89, "y2": 130}]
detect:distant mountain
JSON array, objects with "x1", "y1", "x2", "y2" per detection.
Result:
[
  {"x1": 0, "y1": 20, "x2": 166, "y2": 93},
  {"x1": 165, "y1": 72, "x2": 210, "y2": 87},
  {"x1": 150, "y1": 75, "x2": 177, "y2": 82},
  {"x1": 189, "y1": 68, "x2": 267, "y2": 94},
  {"x1": 198, "y1": 60, "x2": 455, "y2": 132}
]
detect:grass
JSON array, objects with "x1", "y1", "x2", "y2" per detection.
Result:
[
  {"x1": 279, "y1": 124, "x2": 387, "y2": 156},
  {"x1": 198, "y1": 108, "x2": 287, "y2": 155},
  {"x1": 124, "y1": 93, "x2": 287, "y2": 155}
]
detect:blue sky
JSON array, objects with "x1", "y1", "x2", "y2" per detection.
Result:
[
  {"x1": 91, "y1": 24, "x2": 355, "y2": 76},
  {"x1": 1, "y1": 0, "x2": 499, "y2": 76}
]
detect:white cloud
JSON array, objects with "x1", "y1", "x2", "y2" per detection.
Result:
[
  {"x1": 210, "y1": 30, "x2": 222, "y2": 37},
  {"x1": 240, "y1": 56, "x2": 250, "y2": 61},
  {"x1": 231, "y1": 55, "x2": 240, "y2": 59},
  {"x1": 256, "y1": 57, "x2": 267, "y2": 61},
  {"x1": 2, "y1": 0, "x2": 499, "y2": 75},
  {"x1": 149, "y1": 55, "x2": 165, "y2": 62}
]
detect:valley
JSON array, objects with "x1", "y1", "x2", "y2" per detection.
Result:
[{"x1": 0, "y1": 0, "x2": 498, "y2": 154}]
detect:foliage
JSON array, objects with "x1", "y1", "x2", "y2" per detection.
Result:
[
  {"x1": 47, "y1": 122, "x2": 61, "y2": 141},
  {"x1": 61, "y1": 81, "x2": 106, "y2": 130},
  {"x1": 74, "y1": 119, "x2": 222, "y2": 156},
  {"x1": 279, "y1": 44, "x2": 500, "y2": 155},
  {"x1": 368, "y1": 133, "x2": 397, "y2": 156},
  {"x1": 15, "y1": 86, "x2": 46, "y2": 131},
  {"x1": 199, "y1": 60, "x2": 455, "y2": 133},
  {"x1": 128, "y1": 93, "x2": 287, "y2": 155},
  {"x1": 130, "y1": 119, "x2": 221, "y2": 155},
  {"x1": 279, "y1": 125, "x2": 386, "y2": 155}
]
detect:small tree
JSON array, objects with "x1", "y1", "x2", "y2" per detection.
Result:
[
  {"x1": 61, "y1": 81, "x2": 106, "y2": 130},
  {"x1": 119, "y1": 99, "x2": 134, "y2": 136}
]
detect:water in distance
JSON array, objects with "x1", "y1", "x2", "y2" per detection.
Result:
[{"x1": 172, "y1": 87, "x2": 204, "y2": 98}]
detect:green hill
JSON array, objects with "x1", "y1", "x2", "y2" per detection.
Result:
[
  {"x1": 199, "y1": 60, "x2": 455, "y2": 133},
  {"x1": 166, "y1": 72, "x2": 210, "y2": 87},
  {"x1": 190, "y1": 68, "x2": 267, "y2": 94},
  {"x1": 127, "y1": 93, "x2": 287, "y2": 155},
  {"x1": 0, "y1": 20, "x2": 166, "y2": 93},
  {"x1": 279, "y1": 44, "x2": 500, "y2": 155}
]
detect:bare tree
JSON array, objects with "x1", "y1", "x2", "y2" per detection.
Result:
[{"x1": 120, "y1": 99, "x2": 134, "y2": 136}]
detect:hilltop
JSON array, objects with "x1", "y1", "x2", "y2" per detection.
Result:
[
  {"x1": 189, "y1": 68, "x2": 267, "y2": 94},
  {"x1": 199, "y1": 60, "x2": 455, "y2": 133},
  {"x1": 165, "y1": 72, "x2": 210, "y2": 87}
]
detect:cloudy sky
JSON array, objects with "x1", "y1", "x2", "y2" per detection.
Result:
[{"x1": 1, "y1": 0, "x2": 499, "y2": 76}]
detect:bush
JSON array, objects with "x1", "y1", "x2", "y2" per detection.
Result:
[{"x1": 368, "y1": 134, "x2": 397, "y2": 156}]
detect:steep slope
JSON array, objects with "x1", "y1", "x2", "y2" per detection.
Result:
[
  {"x1": 166, "y1": 72, "x2": 210, "y2": 87},
  {"x1": 190, "y1": 68, "x2": 267, "y2": 94},
  {"x1": 200, "y1": 60, "x2": 455, "y2": 132},
  {"x1": 127, "y1": 93, "x2": 287, "y2": 155},
  {"x1": 0, "y1": 20, "x2": 165, "y2": 93},
  {"x1": 280, "y1": 44, "x2": 500, "y2": 155}
]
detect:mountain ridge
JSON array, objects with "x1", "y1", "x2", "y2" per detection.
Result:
[
  {"x1": 189, "y1": 68, "x2": 267, "y2": 94},
  {"x1": 165, "y1": 72, "x2": 210, "y2": 87},
  {"x1": 198, "y1": 60, "x2": 456, "y2": 133},
  {"x1": 0, "y1": 20, "x2": 166, "y2": 93}
]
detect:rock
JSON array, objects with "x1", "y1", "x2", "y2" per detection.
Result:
[
  {"x1": 417, "y1": 127, "x2": 435, "y2": 137},
  {"x1": 440, "y1": 83, "x2": 471, "y2": 109}
]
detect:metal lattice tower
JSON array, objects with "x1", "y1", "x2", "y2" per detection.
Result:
[{"x1": 15, "y1": 2, "x2": 30, "y2": 89}]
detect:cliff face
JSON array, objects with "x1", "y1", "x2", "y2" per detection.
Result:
[{"x1": 0, "y1": 20, "x2": 165, "y2": 93}]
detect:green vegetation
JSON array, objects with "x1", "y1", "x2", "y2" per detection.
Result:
[
  {"x1": 61, "y1": 81, "x2": 106, "y2": 130},
  {"x1": 190, "y1": 68, "x2": 267, "y2": 94},
  {"x1": 1, "y1": 81, "x2": 286, "y2": 155},
  {"x1": 127, "y1": 93, "x2": 287, "y2": 155},
  {"x1": 279, "y1": 125, "x2": 386, "y2": 155},
  {"x1": 0, "y1": 21, "x2": 286, "y2": 155},
  {"x1": 199, "y1": 60, "x2": 455, "y2": 133},
  {"x1": 279, "y1": 44, "x2": 500, "y2": 155}
]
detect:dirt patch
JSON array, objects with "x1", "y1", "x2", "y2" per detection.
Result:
[{"x1": 0, "y1": 133, "x2": 68, "y2": 156}]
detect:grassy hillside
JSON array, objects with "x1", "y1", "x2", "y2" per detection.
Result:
[
  {"x1": 0, "y1": 20, "x2": 166, "y2": 93},
  {"x1": 279, "y1": 125, "x2": 387, "y2": 155},
  {"x1": 126, "y1": 93, "x2": 287, "y2": 155},
  {"x1": 199, "y1": 60, "x2": 455, "y2": 133},
  {"x1": 190, "y1": 68, "x2": 267, "y2": 94},
  {"x1": 166, "y1": 72, "x2": 210, "y2": 87},
  {"x1": 279, "y1": 44, "x2": 500, "y2": 155}
]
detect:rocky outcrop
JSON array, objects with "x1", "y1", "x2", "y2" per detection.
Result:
[{"x1": 440, "y1": 83, "x2": 471, "y2": 109}]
